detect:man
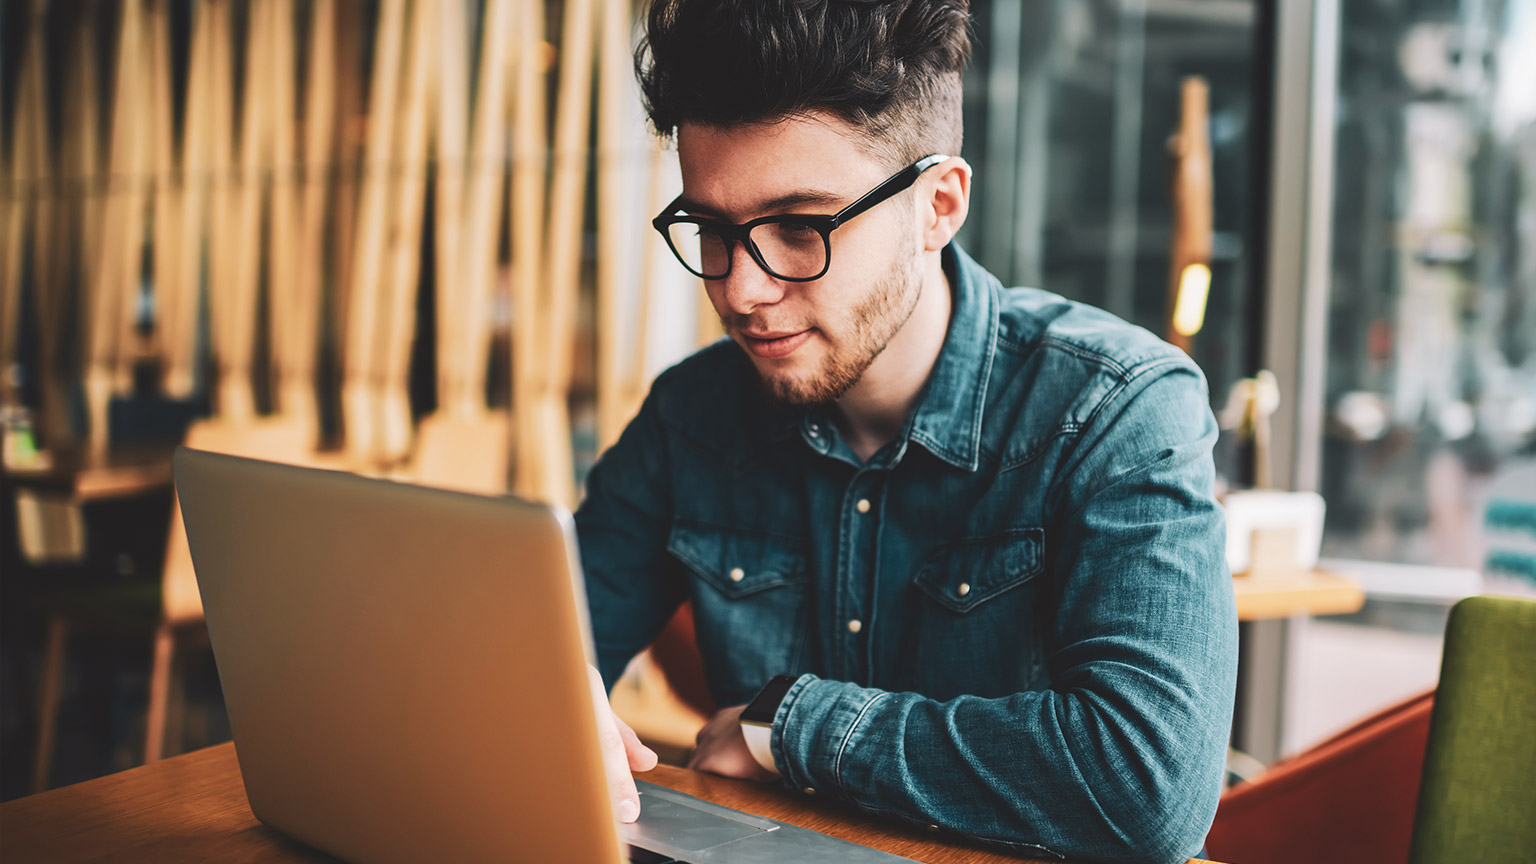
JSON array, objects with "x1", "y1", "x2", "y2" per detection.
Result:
[{"x1": 575, "y1": 1, "x2": 1237, "y2": 862}]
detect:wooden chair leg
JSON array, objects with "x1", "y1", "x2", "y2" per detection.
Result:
[
  {"x1": 163, "y1": 633, "x2": 188, "y2": 759},
  {"x1": 32, "y1": 617, "x2": 70, "y2": 793},
  {"x1": 145, "y1": 623, "x2": 174, "y2": 763}
]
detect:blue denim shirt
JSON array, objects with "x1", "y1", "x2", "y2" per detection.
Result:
[{"x1": 575, "y1": 244, "x2": 1237, "y2": 864}]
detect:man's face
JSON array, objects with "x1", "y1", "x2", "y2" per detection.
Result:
[{"x1": 676, "y1": 114, "x2": 925, "y2": 406}]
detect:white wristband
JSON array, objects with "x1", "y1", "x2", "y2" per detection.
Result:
[{"x1": 739, "y1": 721, "x2": 780, "y2": 775}]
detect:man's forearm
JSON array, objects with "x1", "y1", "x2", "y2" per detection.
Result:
[{"x1": 771, "y1": 669, "x2": 1230, "y2": 864}]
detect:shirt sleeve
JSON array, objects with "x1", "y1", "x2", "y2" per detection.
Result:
[
  {"x1": 769, "y1": 362, "x2": 1238, "y2": 864},
  {"x1": 574, "y1": 386, "x2": 686, "y2": 691}
]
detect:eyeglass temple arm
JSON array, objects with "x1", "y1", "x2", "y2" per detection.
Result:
[{"x1": 829, "y1": 153, "x2": 950, "y2": 227}]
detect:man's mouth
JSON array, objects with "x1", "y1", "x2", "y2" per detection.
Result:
[{"x1": 740, "y1": 328, "x2": 814, "y2": 360}]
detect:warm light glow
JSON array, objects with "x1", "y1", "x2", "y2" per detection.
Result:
[{"x1": 1173, "y1": 263, "x2": 1212, "y2": 337}]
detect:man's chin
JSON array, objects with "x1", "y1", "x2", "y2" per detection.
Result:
[{"x1": 752, "y1": 364, "x2": 857, "y2": 408}]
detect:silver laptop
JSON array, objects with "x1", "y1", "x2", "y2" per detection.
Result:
[{"x1": 174, "y1": 448, "x2": 914, "y2": 864}]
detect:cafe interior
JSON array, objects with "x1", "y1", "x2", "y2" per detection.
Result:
[{"x1": 1, "y1": 1, "x2": 1533, "y2": 863}]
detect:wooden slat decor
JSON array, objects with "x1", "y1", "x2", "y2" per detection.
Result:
[{"x1": 1, "y1": 0, "x2": 682, "y2": 504}]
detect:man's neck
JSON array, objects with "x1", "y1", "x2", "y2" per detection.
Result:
[{"x1": 833, "y1": 253, "x2": 953, "y2": 462}]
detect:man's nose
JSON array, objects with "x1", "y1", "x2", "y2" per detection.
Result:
[{"x1": 715, "y1": 241, "x2": 786, "y2": 315}]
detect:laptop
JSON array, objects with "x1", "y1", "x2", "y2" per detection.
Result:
[{"x1": 174, "y1": 448, "x2": 915, "y2": 864}]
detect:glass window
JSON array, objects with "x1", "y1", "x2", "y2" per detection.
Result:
[
  {"x1": 958, "y1": 0, "x2": 1260, "y2": 411},
  {"x1": 1320, "y1": 0, "x2": 1536, "y2": 592}
]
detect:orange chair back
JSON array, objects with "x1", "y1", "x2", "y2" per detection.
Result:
[
  {"x1": 1206, "y1": 690, "x2": 1434, "y2": 864},
  {"x1": 648, "y1": 603, "x2": 715, "y2": 717}
]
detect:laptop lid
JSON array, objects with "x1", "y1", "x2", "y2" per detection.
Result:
[{"x1": 174, "y1": 447, "x2": 624, "y2": 864}]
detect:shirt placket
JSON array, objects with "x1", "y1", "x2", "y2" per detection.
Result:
[
  {"x1": 803, "y1": 413, "x2": 895, "y2": 685},
  {"x1": 834, "y1": 466, "x2": 885, "y2": 683}
]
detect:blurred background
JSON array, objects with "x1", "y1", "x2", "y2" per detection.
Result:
[{"x1": 1, "y1": 0, "x2": 1532, "y2": 819}]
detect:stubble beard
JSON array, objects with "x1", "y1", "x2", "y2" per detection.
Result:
[{"x1": 740, "y1": 248, "x2": 925, "y2": 408}]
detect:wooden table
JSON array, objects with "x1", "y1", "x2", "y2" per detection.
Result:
[
  {"x1": 1230, "y1": 569, "x2": 1366, "y2": 764},
  {"x1": 1233, "y1": 570, "x2": 1365, "y2": 621},
  {"x1": 0, "y1": 742, "x2": 1220, "y2": 863},
  {"x1": 4, "y1": 445, "x2": 177, "y2": 502}
]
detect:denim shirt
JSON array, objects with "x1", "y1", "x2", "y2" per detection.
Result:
[{"x1": 575, "y1": 244, "x2": 1237, "y2": 864}]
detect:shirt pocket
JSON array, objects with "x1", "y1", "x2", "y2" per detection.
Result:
[
  {"x1": 906, "y1": 528, "x2": 1047, "y2": 699},
  {"x1": 667, "y1": 521, "x2": 812, "y2": 704}
]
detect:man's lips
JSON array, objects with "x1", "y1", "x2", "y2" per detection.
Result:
[{"x1": 740, "y1": 328, "x2": 814, "y2": 359}]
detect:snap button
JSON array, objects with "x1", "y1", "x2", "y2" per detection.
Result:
[
  {"x1": 847, "y1": 619, "x2": 862, "y2": 634},
  {"x1": 856, "y1": 498, "x2": 871, "y2": 514},
  {"x1": 956, "y1": 582, "x2": 971, "y2": 598},
  {"x1": 803, "y1": 787, "x2": 817, "y2": 795},
  {"x1": 729, "y1": 567, "x2": 745, "y2": 583}
]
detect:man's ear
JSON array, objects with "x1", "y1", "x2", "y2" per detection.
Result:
[{"x1": 920, "y1": 157, "x2": 971, "y2": 252}]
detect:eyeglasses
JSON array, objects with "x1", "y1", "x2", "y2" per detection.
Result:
[{"x1": 652, "y1": 153, "x2": 949, "y2": 283}]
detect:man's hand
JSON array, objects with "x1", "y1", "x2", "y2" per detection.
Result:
[
  {"x1": 686, "y1": 705, "x2": 779, "y2": 782},
  {"x1": 587, "y1": 665, "x2": 659, "y2": 823}
]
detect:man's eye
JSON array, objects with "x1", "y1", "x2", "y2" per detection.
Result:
[{"x1": 766, "y1": 221, "x2": 820, "y2": 245}]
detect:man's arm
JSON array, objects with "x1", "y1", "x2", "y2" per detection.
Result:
[
  {"x1": 768, "y1": 364, "x2": 1238, "y2": 864},
  {"x1": 575, "y1": 387, "x2": 686, "y2": 691},
  {"x1": 575, "y1": 387, "x2": 683, "y2": 821}
]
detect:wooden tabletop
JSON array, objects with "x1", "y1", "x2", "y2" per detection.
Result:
[
  {"x1": 4, "y1": 444, "x2": 177, "y2": 501},
  {"x1": 0, "y1": 742, "x2": 1220, "y2": 863},
  {"x1": 1233, "y1": 570, "x2": 1365, "y2": 621}
]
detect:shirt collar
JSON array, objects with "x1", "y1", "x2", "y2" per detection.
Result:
[{"x1": 905, "y1": 243, "x2": 998, "y2": 471}]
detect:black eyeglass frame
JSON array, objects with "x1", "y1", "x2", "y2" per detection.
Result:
[{"x1": 651, "y1": 153, "x2": 950, "y2": 283}]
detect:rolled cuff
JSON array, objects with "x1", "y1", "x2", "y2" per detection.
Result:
[{"x1": 770, "y1": 674, "x2": 889, "y2": 799}]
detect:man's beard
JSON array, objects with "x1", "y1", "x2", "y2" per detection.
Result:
[{"x1": 727, "y1": 248, "x2": 925, "y2": 408}]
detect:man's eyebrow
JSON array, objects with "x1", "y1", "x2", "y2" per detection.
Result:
[{"x1": 676, "y1": 188, "x2": 847, "y2": 221}]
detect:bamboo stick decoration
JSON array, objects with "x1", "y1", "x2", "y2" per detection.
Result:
[
  {"x1": 205, "y1": 0, "x2": 238, "y2": 418},
  {"x1": 375, "y1": 0, "x2": 438, "y2": 464},
  {"x1": 433, "y1": 0, "x2": 471, "y2": 418},
  {"x1": 110, "y1": 2, "x2": 170, "y2": 398},
  {"x1": 28, "y1": 5, "x2": 77, "y2": 449},
  {"x1": 264, "y1": 0, "x2": 305, "y2": 433},
  {"x1": 33, "y1": 11, "x2": 107, "y2": 447},
  {"x1": 696, "y1": 284, "x2": 721, "y2": 349},
  {"x1": 621, "y1": 142, "x2": 671, "y2": 427},
  {"x1": 510, "y1": 0, "x2": 551, "y2": 502},
  {"x1": 163, "y1": 1, "x2": 213, "y2": 399},
  {"x1": 635, "y1": 143, "x2": 669, "y2": 381},
  {"x1": 1166, "y1": 77, "x2": 1213, "y2": 354},
  {"x1": 595, "y1": 0, "x2": 642, "y2": 452},
  {"x1": 327, "y1": 0, "x2": 366, "y2": 447},
  {"x1": 526, "y1": 0, "x2": 600, "y2": 509},
  {"x1": 86, "y1": 0, "x2": 153, "y2": 453},
  {"x1": 288, "y1": 0, "x2": 340, "y2": 437},
  {"x1": 344, "y1": 0, "x2": 408, "y2": 466},
  {"x1": 214, "y1": 0, "x2": 277, "y2": 425},
  {"x1": 2, "y1": 0, "x2": 53, "y2": 411},
  {"x1": 147, "y1": 0, "x2": 191, "y2": 400},
  {"x1": 439, "y1": 0, "x2": 514, "y2": 423}
]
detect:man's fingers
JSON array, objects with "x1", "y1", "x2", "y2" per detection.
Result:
[
  {"x1": 615, "y1": 714, "x2": 659, "y2": 773},
  {"x1": 587, "y1": 666, "x2": 642, "y2": 823}
]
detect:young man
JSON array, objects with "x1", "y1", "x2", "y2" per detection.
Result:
[{"x1": 575, "y1": 2, "x2": 1237, "y2": 862}]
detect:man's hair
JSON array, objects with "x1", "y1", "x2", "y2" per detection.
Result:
[{"x1": 636, "y1": 0, "x2": 972, "y2": 165}]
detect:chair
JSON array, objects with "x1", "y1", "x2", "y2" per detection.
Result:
[
  {"x1": 1408, "y1": 594, "x2": 1536, "y2": 864},
  {"x1": 1208, "y1": 594, "x2": 1536, "y2": 864},
  {"x1": 649, "y1": 602, "x2": 715, "y2": 717},
  {"x1": 1205, "y1": 690, "x2": 1435, "y2": 864},
  {"x1": 32, "y1": 417, "x2": 315, "y2": 790}
]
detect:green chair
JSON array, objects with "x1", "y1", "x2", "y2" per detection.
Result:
[{"x1": 1409, "y1": 594, "x2": 1536, "y2": 864}]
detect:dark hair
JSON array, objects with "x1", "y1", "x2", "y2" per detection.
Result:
[{"x1": 636, "y1": 0, "x2": 972, "y2": 164}]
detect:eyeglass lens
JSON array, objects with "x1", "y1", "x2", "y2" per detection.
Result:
[{"x1": 664, "y1": 219, "x2": 828, "y2": 280}]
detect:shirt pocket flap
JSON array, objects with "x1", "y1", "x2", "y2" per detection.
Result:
[
  {"x1": 668, "y1": 522, "x2": 809, "y2": 599},
  {"x1": 915, "y1": 528, "x2": 1045, "y2": 613}
]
